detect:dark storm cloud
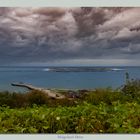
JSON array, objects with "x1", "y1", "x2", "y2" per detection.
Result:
[{"x1": 0, "y1": 7, "x2": 140, "y2": 65}]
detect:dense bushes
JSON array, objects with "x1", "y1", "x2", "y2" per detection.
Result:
[
  {"x1": 26, "y1": 90, "x2": 48, "y2": 106},
  {"x1": 0, "y1": 90, "x2": 78, "y2": 108},
  {"x1": 84, "y1": 88, "x2": 124, "y2": 105},
  {"x1": 0, "y1": 102, "x2": 139, "y2": 133},
  {"x1": 0, "y1": 91, "x2": 27, "y2": 108}
]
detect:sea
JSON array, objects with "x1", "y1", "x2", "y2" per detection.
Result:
[{"x1": 0, "y1": 66, "x2": 140, "y2": 92}]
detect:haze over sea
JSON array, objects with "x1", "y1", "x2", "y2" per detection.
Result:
[{"x1": 0, "y1": 66, "x2": 140, "y2": 92}]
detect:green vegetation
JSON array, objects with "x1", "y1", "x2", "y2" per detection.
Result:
[
  {"x1": 0, "y1": 101, "x2": 140, "y2": 133},
  {"x1": 0, "y1": 75, "x2": 140, "y2": 133}
]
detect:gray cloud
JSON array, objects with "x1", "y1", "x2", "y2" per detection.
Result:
[{"x1": 0, "y1": 7, "x2": 140, "y2": 65}]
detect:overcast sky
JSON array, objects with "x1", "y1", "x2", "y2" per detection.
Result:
[{"x1": 0, "y1": 7, "x2": 140, "y2": 66}]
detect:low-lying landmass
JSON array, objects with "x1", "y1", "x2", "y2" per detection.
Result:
[{"x1": 0, "y1": 78, "x2": 140, "y2": 133}]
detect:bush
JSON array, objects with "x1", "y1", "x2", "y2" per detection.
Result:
[
  {"x1": 26, "y1": 90, "x2": 48, "y2": 106},
  {"x1": 121, "y1": 79, "x2": 140, "y2": 100},
  {"x1": 85, "y1": 88, "x2": 124, "y2": 105},
  {"x1": 0, "y1": 91, "x2": 27, "y2": 108}
]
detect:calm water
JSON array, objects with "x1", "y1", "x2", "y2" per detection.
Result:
[{"x1": 0, "y1": 66, "x2": 140, "y2": 92}]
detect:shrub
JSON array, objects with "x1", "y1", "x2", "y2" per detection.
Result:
[
  {"x1": 85, "y1": 88, "x2": 124, "y2": 105},
  {"x1": 121, "y1": 79, "x2": 140, "y2": 100},
  {"x1": 0, "y1": 91, "x2": 27, "y2": 108},
  {"x1": 26, "y1": 90, "x2": 48, "y2": 106}
]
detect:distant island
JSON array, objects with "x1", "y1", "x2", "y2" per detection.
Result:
[{"x1": 43, "y1": 67, "x2": 125, "y2": 72}]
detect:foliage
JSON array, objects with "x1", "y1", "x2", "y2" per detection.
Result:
[
  {"x1": 121, "y1": 75, "x2": 140, "y2": 102},
  {"x1": 26, "y1": 90, "x2": 48, "y2": 106},
  {"x1": 0, "y1": 90, "x2": 78, "y2": 108},
  {"x1": 0, "y1": 102, "x2": 139, "y2": 133},
  {"x1": 84, "y1": 88, "x2": 125, "y2": 105},
  {"x1": 0, "y1": 91, "x2": 27, "y2": 108}
]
